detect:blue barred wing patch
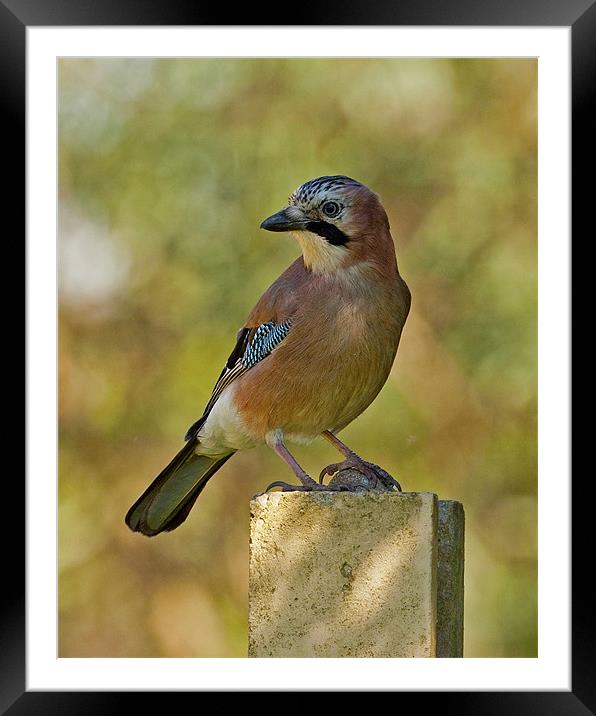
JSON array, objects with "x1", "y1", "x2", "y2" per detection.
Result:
[
  {"x1": 185, "y1": 319, "x2": 293, "y2": 440},
  {"x1": 242, "y1": 320, "x2": 292, "y2": 369}
]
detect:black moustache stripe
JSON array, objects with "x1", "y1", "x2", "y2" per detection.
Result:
[{"x1": 306, "y1": 221, "x2": 349, "y2": 246}]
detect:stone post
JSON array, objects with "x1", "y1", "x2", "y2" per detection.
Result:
[{"x1": 249, "y1": 491, "x2": 464, "y2": 657}]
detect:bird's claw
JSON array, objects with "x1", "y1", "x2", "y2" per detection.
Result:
[
  {"x1": 256, "y1": 461, "x2": 401, "y2": 497},
  {"x1": 319, "y1": 462, "x2": 345, "y2": 483},
  {"x1": 319, "y1": 457, "x2": 402, "y2": 492},
  {"x1": 363, "y1": 461, "x2": 402, "y2": 492},
  {"x1": 258, "y1": 479, "x2": 355, "y2": 495},
  {"x1": 261, "y1": 480, "x2": 307, "y2": 493}
]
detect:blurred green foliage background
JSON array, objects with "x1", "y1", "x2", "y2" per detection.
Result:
[{"x1": 58, "y1": 58, "x2": 537, "y2": 658}]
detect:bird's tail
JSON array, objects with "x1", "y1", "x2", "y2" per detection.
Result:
[{"x1": 125, "y1": 438, "x2": 234, "y2": 537}]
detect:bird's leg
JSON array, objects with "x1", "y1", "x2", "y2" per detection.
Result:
[
  {"x1": 319, "y1": 430, "x2": 402, "y2": 491},
  {"x1": 268, "y1": 439, "x2": 319, "y2": 491},
  {"x1": 260, "y1": 434, "x2": 355, "y2": 493}
]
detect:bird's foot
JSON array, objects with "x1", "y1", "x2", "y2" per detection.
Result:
[
  {"x1": 319, "y1": 457, "x2": 402, "y2": 492},
  {"x1": 258, "y1": 478, "x2": 359, "y2": 495}
]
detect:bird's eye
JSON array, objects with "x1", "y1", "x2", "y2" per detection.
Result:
[{"x1": 322, "y1": 201, "x2": 341, "y2": 218}]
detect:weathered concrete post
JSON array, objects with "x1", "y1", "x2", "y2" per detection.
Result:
[
  {"x1": 436, "y1": 500, "x2": 465, "y2": 657},
  {"x1": 248, "y1": 491, "x2": 464, "y2": 657}
]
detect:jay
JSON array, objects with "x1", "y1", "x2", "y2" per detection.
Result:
[{"x1": 126, "y1": 175, "x2": 411, "y2": 536}]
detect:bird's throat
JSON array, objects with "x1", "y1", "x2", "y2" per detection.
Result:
[{"x1": 292, "y1": 229, "x2": 348, "y2": 274}]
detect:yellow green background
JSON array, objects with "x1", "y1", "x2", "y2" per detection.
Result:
[{"x1": 58, "y1": 58, "x2": 537, "y2": 657}]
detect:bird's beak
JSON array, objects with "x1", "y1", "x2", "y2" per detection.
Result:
[{"x1": 260, "y1": 207, "x2": 309, "y2": 232}]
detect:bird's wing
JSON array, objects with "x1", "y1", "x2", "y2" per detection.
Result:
[{"x1": 184, "y1": 319, "x2": 292, "y2": 441}]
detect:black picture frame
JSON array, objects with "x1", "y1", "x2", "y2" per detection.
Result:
[{"x1": 11, "y1": 0, "x2": 588, "y2": 709}]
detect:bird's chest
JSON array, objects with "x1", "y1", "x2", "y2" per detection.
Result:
[
  {"x1": 284, "y1": 300, "x2": 399, "y2": 428},
  {"x1": 322, "y1": 307, "x2": 397, "y2": 390},
  {"x1": 318, "y1": 294, "x2": 397, "y2": 363},
  {"x1": 234, "y1": 282, "x2": 404, "y2": 440}
]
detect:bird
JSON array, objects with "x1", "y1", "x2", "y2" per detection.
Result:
[{"x1": 126, "y1": 175, "x2": 411, "y2": 537}]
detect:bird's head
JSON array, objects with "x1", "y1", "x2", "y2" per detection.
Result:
[{"x1": 260, "y1": 175, "x2": 395, "y2": 275}]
